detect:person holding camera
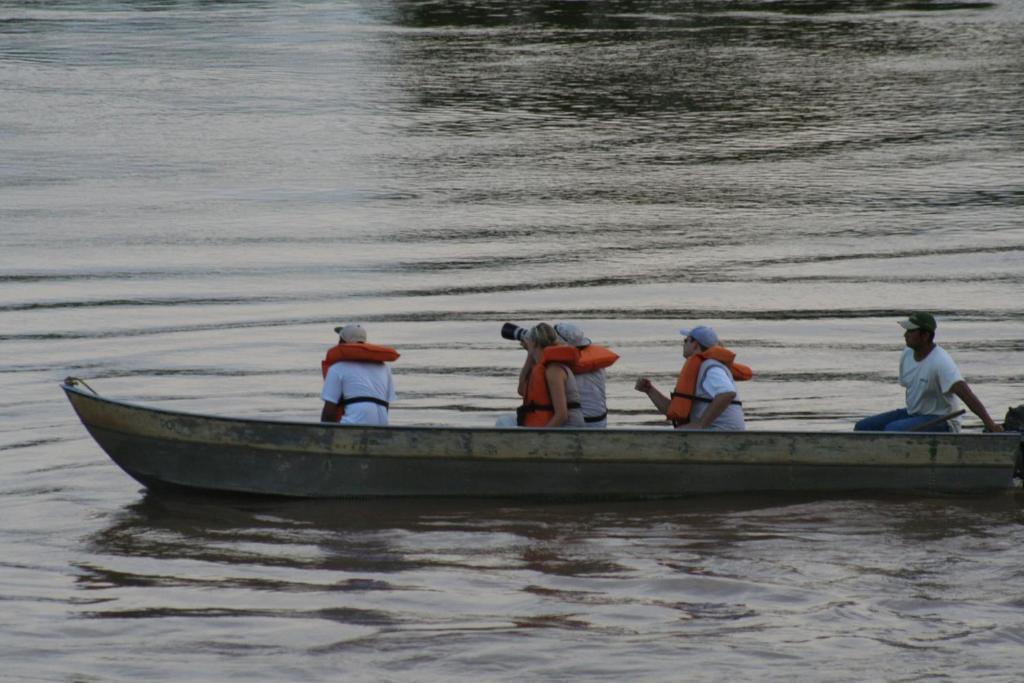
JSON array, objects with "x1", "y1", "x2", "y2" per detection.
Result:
[
  {"x1": 501, "y1": 322, "x2": 585, "y2": 428},
  {"x1": 553, "y1": 322, "x2": 618, "y2": 428}
]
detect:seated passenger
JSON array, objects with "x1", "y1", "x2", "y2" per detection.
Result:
[
  {"x1": 515, "y1": 323, "x2": 586, "y2": 428},
  {"x1": 854, "y1": 312, "x2": 1002, "y2": 433},
  {"x1": 319, "y1": 324, "x2": 398, "y2": 425},
  {"x1": 554, "y1": 322, "x2": 619, "y2": 428},
  {"x1": 635, "y1": 325, "x2": 751, "y2": 431}
]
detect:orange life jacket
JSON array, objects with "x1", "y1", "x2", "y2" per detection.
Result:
[
  {"x1": 570, "y1": 344, "x2": 619, "y2": 374},
  {"x1": 666, "y1": 346, "x2": 752, "y2": 425},
  {"x1": 517, "y1": 346, "x2": 581, "y2": 427},
  {"x1": 321, "y1": 343, "x2": 400, "y2": 421}
]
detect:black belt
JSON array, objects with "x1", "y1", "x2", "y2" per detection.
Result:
[
  {"x1": 341, "y1": 396, "x2": 390, "y2": 409},
  {"x1": 584, "y1": 411, "x2": 608, "y2": 423},
  {"x1": 670, "y1": 391, "x2": 741, "y2": 406}
]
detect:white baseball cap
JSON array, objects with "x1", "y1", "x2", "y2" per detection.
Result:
[{"x1": 334, "y1": 324, "x2": 367, "y2": 343}]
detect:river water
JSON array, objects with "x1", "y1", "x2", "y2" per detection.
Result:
[{"x1": 2, "y1": 0, "x2": 1024, "y2": 680}]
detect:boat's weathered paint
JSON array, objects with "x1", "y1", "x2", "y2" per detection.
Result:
[{"x1": 62, "y1": 382, "x2": 1022, "y2": 498}]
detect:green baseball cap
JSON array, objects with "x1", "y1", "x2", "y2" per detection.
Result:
[{"x1": 898, "y1": 312, "x2": 936, "y2": 332}]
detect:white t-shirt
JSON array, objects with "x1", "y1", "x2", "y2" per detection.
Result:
[
  {"x1": 321, "y1": 361, "x2": 396, "y2": 426},
  {"x1": 687, "y1": 361, "x2": 746, "y2": 431},
  {"x1": 574, "y1": 367, "x2": 608, "y2": 427},
  {"x1": 701, "y1": 364, "x2": 737, "y2": 398},
  {"x1": 899, "y1": 345, "x2": 963, "y2": 419}
]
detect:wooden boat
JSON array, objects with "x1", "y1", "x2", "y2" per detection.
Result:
[{"x1": 62, "y1": 378, "x2": 1023, "y2": 499}]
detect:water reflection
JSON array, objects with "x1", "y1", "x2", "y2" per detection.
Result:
[
  {"x1": 81, "y1": 492, "x2": 743, "y2": 576},
  {"x1": 82, "y1": 488, "x2": 1024, "y2": 579},
  {"x1": 54, "y1": 488, "x2": 1024, "y2": 679},
  {"x1": 382, "y1": 0, "x2": 996, "y2": 30},
  {"x1": 71, "y1": 487, "x2": 1024, "y2": 647},
  {"x1": 377, "y1": 0, "x2": 1002, "y2": 131}
]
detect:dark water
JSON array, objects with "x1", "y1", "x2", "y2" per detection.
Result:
[{"x1": 2, "y1": 0, "x2": 1023, "y2": 679}]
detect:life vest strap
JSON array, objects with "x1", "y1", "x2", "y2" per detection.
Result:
[
  {"x1": 341, "y1": 396, "x2": 390, "y2": 409},
  {"x1": 669, "y1": 391, "x2": 742, "y2": 406},
  {"x1": 584, "y1": 411, "x2": 608, "y2": 423},
  {"x1": 517, "y1": 400, "x2": 582, "y2": 426},
  {"x1": 520, "y1": 401, "x2": 582, "y2": 413}
]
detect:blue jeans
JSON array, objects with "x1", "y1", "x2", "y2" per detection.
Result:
[{"x1": 854, "y1": 408, "x2": 952, "y2": 433}]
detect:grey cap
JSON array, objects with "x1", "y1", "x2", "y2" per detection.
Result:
[
  {"x1": 334, "y1": 324, "x2": 367, "y2": 343},
  {"x1": 554, "y1": 322, "x2": 591, "y2": 347}
]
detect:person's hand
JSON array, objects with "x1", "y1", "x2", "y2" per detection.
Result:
[
  {"x1": 634, "y1": 377, "x2": 652, "y2": 394},
  {"x1": 985, "y1": 423, "x2": 1005, "y2": 433}
]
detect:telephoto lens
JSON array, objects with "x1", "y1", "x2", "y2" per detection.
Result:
[{"x1": 500, "y1": 322, "x2": 527, "y2": 342}]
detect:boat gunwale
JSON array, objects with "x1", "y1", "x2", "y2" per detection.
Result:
[{"x1": 60, "y1": 382, "x2": 1022, "y2": 443}]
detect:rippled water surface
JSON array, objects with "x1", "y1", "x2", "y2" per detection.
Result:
[{"x1": 2, "y1": 0, "x2": 1023, "y2": 680}]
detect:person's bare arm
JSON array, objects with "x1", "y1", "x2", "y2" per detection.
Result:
[
  {"x1": 677, "y1": 392, "x2": 735, "y2": 430},
  {"x1": 320, "y1": 401, "x2": 338, "y2": 423},
  {"x1": 951, "y1": 381, "x2": 1003, "y2": 432},
  {"x1": 544, "y1": 365, "x2": 569, "y2": 427},
  {"x1": 517, "y1": 353, "x2": 534, "y2": 398},
  {"x1": 635, "y1": 377, "x2": 670, "y2": 415}
]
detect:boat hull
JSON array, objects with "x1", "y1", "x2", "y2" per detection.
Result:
[{"x1": 62, "y1": 383, "x2": 1022, "y2": 498}]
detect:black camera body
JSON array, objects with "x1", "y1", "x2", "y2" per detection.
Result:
[{"x1": 501, "y1": 322, "x2": 528, "y2": 342}]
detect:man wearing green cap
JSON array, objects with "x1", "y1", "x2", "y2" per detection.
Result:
[{"x1": 854, "y1": 312, "x2": 1002, "y2": 432}]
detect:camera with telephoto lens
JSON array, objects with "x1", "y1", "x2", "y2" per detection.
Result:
[{"x1": 500, "y1": 322, "x2": 528, "y2": 342}]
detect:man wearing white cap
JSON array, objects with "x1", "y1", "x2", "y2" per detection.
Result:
[
  {"x1": 854, "y1": 312, "x2": 1002, "y2": 432},
  {"x1": 554, "y1": 322, "x2": 619, "y2": 428},
  {"x1": 320, "y1": 324, "x2": 398, "y2": 426},
  {"x1": 635, "y1": 325, "x2": 751, "y2": 431}
]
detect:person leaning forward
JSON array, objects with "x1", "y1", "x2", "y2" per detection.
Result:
[
  {"x1": 553, "y1": 321, "x2": 619, "y2": 428},
  {"x1": 635, "y1": 325, "x2": 751, "y2": 431},
  {"x1": 854, "y1": 312, "x2": 1002, "y2": 433},
  {"x1": 319, "y1": 324, "x2": 398, "y2": 425},
  {"x1": 515, "y1": 323, "x2": 586, "y2": 428}
]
